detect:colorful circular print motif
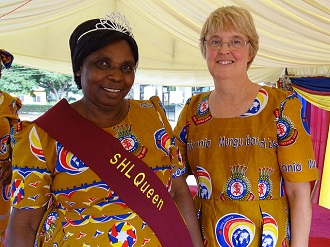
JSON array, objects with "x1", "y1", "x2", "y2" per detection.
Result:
[
  {"x1": 108, "y1": 222, "x2": 137, "y2": 246},
  {"x1": 215, "y1": 213, "x2": 255, "y2": 247}
]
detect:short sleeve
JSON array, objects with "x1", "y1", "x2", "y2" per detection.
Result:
[
  {"x1": 149, "y1": 96, "x2": 186, "y2": 178},
  {"x1": 277, "y1": 94, "x2": 318, "y2": 182},
  {"x1": 11, "y1": 122, "x2": 52, "y2": 209},
  {"x1": 174, "y1": 99, "x2": 191, "y2": 175},
  {"x1": 8, "y1": 97, "x2": 22, "y2": 126},
  {"x1": 0, "y1": 91, "x2": 21, "y2": 161}
]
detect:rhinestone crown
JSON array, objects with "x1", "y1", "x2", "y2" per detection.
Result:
[{"x1": 77, "y1": 12, "x2": 134, "y2": 41}]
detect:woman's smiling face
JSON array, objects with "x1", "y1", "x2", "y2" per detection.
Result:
[
  {"x1": 77, "y1": 39, "x2": 135, "y2": 110},
  {"x1": 205, "y1": 31, "x2": 252, "y2": 81}
]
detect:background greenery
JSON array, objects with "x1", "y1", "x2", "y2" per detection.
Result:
[
  {"x1": 0, "y1": 64, "x2": 81, "y2": 103},
  {"x1": 19, "y1": 104, "x2": 53, "y2": 113}
]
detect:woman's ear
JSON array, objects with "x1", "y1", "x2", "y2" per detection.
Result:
[{"x1": 76, "y1": 69, "x2": 81, "y2": 77}]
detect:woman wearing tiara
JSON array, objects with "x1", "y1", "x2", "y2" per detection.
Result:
[
  {"x1": 0, "y1": 49, "x2": 21, "y2": 247},
  {"x1": 6, "y1": 13, "x2": 203, "y2": 247}
]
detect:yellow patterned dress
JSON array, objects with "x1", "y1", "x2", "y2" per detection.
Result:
[
  {"x1": 174, "y1": 86, "x2": 318, "y2": 247},
  {"x1": 0, "y1": 91, "x2": 21, "y2": 246},
  {"x1": 11, "y1": 97, "x2": 186, "y2": 246}
]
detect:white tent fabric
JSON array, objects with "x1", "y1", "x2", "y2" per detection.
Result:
[{"x1": 0, "y1": 0, "x2": 329, "y2": 86}]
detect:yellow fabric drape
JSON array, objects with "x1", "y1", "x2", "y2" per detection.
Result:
[
  {"x1": 293, "y1": 86, "x2": 330, "y2": 111},
  {"x1": 319, "y1": 124, "x2": 330, "y2": 209}
]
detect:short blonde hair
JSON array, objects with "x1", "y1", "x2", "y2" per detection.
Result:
[{"x1": 200, "y1": 6, "x2": 259, "y2": 69}]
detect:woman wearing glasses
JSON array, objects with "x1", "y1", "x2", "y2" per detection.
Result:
[{"x1": 174, "y1": 6, "x2": 318, "y2": 247}]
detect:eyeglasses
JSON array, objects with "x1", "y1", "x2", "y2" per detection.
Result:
[{"x1": 204, "y1": 38, "x2": 250, "y2": 51}]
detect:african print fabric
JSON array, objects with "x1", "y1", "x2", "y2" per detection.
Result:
[
  {"x1": 174, "y1": 86, "x2": 318, "y2": 247},
  {"x1": 0, "y1": 90, "x2": 21, "y2": 246},
  {"x1": 11, "y1": 98, "x2": 185, "y2": 247}
]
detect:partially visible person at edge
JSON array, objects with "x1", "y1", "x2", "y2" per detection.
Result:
[
  {"x1": 174, "y1": 6, "x2": 318, "y2": 247},
  {"x1": 6, "y1": 13, "x2": 203, "y2": 247},
  {"x1": 0, "y1": 49, "x2": 21, "y2": 247}
]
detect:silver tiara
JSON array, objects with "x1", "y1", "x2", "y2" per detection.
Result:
[{"x1": 77, "y1": 12, "x2": 134, "y2": 41}]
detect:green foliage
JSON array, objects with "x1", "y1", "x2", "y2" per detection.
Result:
[
  {"x1": 20, "y1": 104, "x2": 53, "y2": 113},
  {"x1": 0, "y1": 65, "x2": 37, "y2": 95},
  {"x1": 0, "y1": 64, "x2": 77, "y2": 102},
  {"x1": 34, "y1": 70, "x2": 73, "y2": 101}
]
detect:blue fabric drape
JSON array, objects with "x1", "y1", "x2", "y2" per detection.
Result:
[
  {"x1": 296, "y1": 92, "x2": 311, "y2": 134},
  {"x1": 291, "y1": 76, "x2": 330, "y2": 110},
  {"x1": 290, "y1": 77, "x2": 330, "y2": 92}
]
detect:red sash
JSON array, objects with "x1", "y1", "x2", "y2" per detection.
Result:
[{"x1": 33, "y1": 99, "x2": 193, "y2": 247}]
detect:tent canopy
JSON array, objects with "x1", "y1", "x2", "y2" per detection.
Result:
[{"x1": 0, "y1": 0, "x2": 329, "y2": 86}]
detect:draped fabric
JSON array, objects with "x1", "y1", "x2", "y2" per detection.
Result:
[
  {"x1": 309, "y1": 105, "x2": 330, "y2": 204},
  {"x1": 291, "y1": 77, "x2": 330, "y2": 93},
  {"x1": 319, "y1": 125, "x2": 330, "y2": 207},
  {"x1": 291, "y1": 77, "x2": 330, "y2": 111},
  {"x1": 292, "y1": 77, "x2": 330, "y2": 208},
  {"x1": 294, "y1": 87, "x2": 330, "y2": 111}
]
